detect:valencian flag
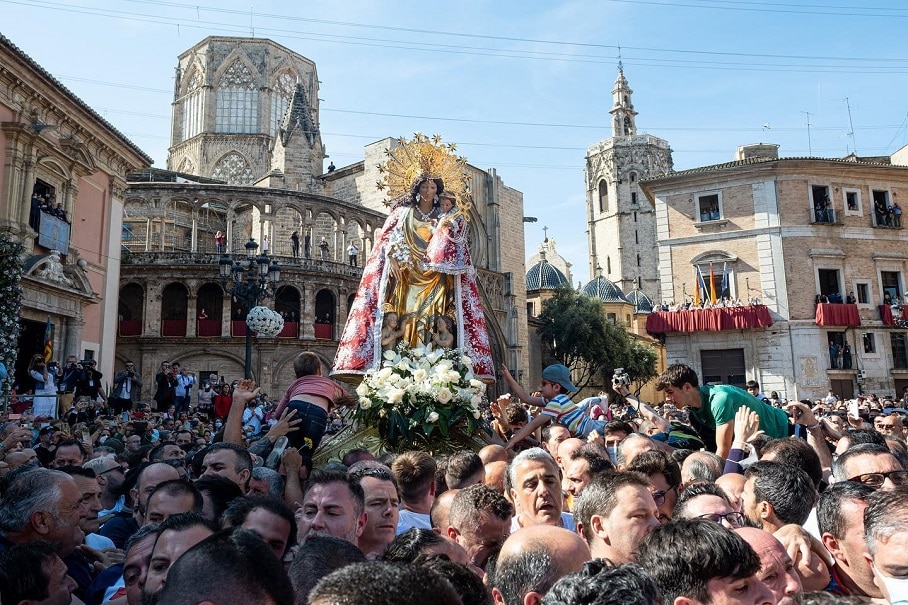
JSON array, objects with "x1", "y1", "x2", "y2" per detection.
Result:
[
  {"x1": 693, "y1": 267, "x2": 701, "y2": 306},
  {"x1": 709, "y1": 264, "x2": 717, "y2": 304},
  {"x1": 43, "y1": 317, "x2": 52, "y2": 362}
]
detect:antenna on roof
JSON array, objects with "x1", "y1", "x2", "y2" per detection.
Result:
[
  {"x1": 845, "y1": 97, "x2": 857, "y2": 154},
  {"x1": 801, "y1": 111, "x2": 813, "y2": 156}
]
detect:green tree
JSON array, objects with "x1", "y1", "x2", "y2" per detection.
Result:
[
  {"x1": 537, "y1": 286, "x2": 659, "y2": 393},
  {"x1": 625, "y1": 340, "x2": 659, "y2": 397}
]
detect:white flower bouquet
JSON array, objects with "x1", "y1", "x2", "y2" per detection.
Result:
[
  {"x1": 354, "y1": 343, "x2": 487, "y2": 445},
  {"x1": 246, "y1": 306, "x2": 284, "y2": 338}
]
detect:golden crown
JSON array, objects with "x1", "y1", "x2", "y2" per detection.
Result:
[{"x1": 376, "y1": 133, "x2": 473, "y2": 216}]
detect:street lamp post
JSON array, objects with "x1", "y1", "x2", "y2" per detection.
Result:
[{"x1": 219, "y1": 237, "x2": 281, "y2": 379}]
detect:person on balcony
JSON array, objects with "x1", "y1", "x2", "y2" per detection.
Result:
[
  {"x1": 215, "y1": 231, "x2": 225, "y2": 254},
  {"x1": 198, "y1": 308, "x2": 208, "y2": 320},
  {"x1": 290, "y1": 231, "x2": 300, "y2": 259},
  {"x1": 261, "y1": 235, "x2": 269, "y2": 256},
  {"x1": 318, "y1": 237, "x2": 330, "y2": 260}
]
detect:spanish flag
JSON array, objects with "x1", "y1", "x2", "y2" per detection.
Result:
[{"x1": 43, "y1": 317, "x2": 53, "y2": 362}]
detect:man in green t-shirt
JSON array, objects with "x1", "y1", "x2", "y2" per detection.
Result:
[{"x1": 655, "y1": 364, "x2": 790, "y2": 458}]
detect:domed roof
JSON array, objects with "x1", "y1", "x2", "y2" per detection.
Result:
[
  {"x1": 582, "y1": 276, "x2": 628, "y2": 303},
  {"x1": 626, "y1": 289, "x2": 654, "y2": 314},
  {"x1": 526, "y1": 259, "x2": 568, "y2": 291}
]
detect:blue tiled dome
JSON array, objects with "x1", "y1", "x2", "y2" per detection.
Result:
[
  {"x1": 626, "y1": 289, "x2": 654, "y2": 314},
  {"x1": 526, "y1": 260, "x2": 568, "y2": 291},
  {"x1": 582, "y1": 276, "x2": 628, "y2": 303}
]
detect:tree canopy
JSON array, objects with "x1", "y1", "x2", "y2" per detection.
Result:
[{"x1": 537, "y1": 286, "x2": 658, "y2": 393}]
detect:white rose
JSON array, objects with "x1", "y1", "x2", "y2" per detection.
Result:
[
  {"x1": 412, "y1": 368, "x2": 428, "y2": 382},
  {"x1": 395, "y1": 360, "x2": 411, "y2": 373},
  {"x1": 359, "y1": 397, "x2": 372, "y2": 409},
  {"x1": 383, "y1": 350, "x2": 397, "y2": 361},
  {"x1": 436, "y1": 387, "x2": 453, "y2": 404},
  {"x1": 411, "y1": 347, "x2": 425, "y2": 358},
  {"x1": 445, "y1": 370, "x2": 462, "y2": 383},
  {"x1": 460, "y1": 355, "x2": 472, "y2": 367},
  {"x1": 427, "y1": 411, "x2": 440, "y2": 423},
  {"x1": 356, "y1": 382, "x2": 369, "y2": 397},
  {"x1": 469, "y1": 379, "x2": 485, "y2": 390},
  {"x1": 376, "y1": 367, "x2": 394, "y2": 382},
  {"x1": 387, "y1": 387, "x2": 406, "y2": 405}
]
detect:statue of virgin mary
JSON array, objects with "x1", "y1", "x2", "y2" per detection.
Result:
[{"x1": 332, "y1": 135, "x2": 494, "y2": 380}]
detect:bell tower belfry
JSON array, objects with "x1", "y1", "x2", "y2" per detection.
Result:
[
  {"x1": 610, "y1": 63, "x2": 638, "y2": 138},
  {"x1": 584, "y1": 65, "x2": 673, "y2": 299}
]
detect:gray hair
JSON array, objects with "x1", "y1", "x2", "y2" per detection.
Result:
[
  {"x1": 683, "y1": 452, "x2": 723, "y2": 483},
  {"x1": 251, "y1": 467, "x2": 284, "y2": 499},
  {"x1": 0, "y1": 468, "x2": 68, "y2": 532},
  {"x1": 616, "y1": 433, "x2": 653, "y2": 468},
  {"x1": 491, "y1": 546, "x2": 557, "y2": 605},
  {"x1": 865, "y1": 489, "x2": 908, "y2": 555},
  {"x1": 507, "y1": 447, "x2": 558, "y2": 495}
]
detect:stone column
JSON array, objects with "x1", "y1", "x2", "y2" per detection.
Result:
[
  {"x1": 186, "y1": 293, "x2": 197, "y2": 337},
  {"x1": 19, "y1": 152, "x2": 35, "y2": 227},
  {"x1": 190, "y1": 210, "x2": 199, "y2": 253},
  {"x1": 145, "y1": 218, "x2": 152, "y2": 252},
  {"x1": 302, "y1": 283, "x2": 315, "y2": 339},
  {"x1": 64, "y1": 316, "x2": 84, "y2": 361},
  {"x1": 63, "y1": 180, "x2": 76, "y2": 223},
  {"x1": 221, "y1": 290, "x2": 232, "y2": 338},
  {"x1": 146, "y1": 283, "x2": 161, "y2": 337},
  {"x1": 225, "y1": 211, "x2": 234, "y2": 253}
]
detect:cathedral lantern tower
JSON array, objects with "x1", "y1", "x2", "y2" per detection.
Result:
[
  {"x1": 584, "y1": 65, "x2": 673, "y2": 299},
  {"x1": 166, "y1": 37, "x2": 324, "y2": 191}
]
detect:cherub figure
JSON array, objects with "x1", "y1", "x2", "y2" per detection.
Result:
[
  {"x1": 429, "y1": 315, "x2": 455, "y2": 350},
  {"x1": 381, "y1": 311, "x2": 413, "y2": 350}
]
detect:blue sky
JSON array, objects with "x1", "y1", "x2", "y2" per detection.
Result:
[{"x1": 4, "y1": 0, "x2": 908, "y2": 282}]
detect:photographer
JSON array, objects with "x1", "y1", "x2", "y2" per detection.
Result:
[
  {"x1": 171, "y1": 362, "x2": 195, "y2": 417},
  {"x1": 58, "y1": 355, "x2": 83, "y2": 416},
  {"x1": 112, "y1": 359, "x2": 142, "y2": 415},
  {"x1": 74, "y1": 359, "x2": 106, "y2": 407},
  {"x1": 28, "y1": 354, "x2": 59, "y2": 418}
]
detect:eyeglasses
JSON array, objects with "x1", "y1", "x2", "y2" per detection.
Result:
[
  {"x1": 651, "y1": 485, "x2": 678, "y2": 506},
  {"x1": 697, "y1": 511, "x2": 746, "y2": 528},
  {"x1": 97, "y1": 466, "x2": 124, "y2": 477},
  {"x1": 848, "y1": 470, "x2": 908, "y2": 488}
]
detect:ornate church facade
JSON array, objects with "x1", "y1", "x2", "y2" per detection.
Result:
[{"x1": 117, "y1": 37, "x2": 527, "y2": 397}]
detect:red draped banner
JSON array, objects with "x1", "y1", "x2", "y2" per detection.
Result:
[{"x1": 646, "y1": 306, "x2": 773, "y2": 334}]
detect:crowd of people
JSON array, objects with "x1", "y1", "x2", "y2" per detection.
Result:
[
  {"x1": 1, "y1": 357, "x2": 908, "y2": 605},
  {"x1": 29, "y1": 191, "x2": 68, "y2": 231}
]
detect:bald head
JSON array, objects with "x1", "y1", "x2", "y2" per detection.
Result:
[
  {"x1": 430, "y1": 488, "x2": 459, "y2": 532},
  {"x1": 492, "y1": 525, "x2": 590, "y2": 605},
  {"x1": 480, "y1": 445, "x2": 508, "y2": 465},
  {"x1": 715, "y1": 473, "x2": 746, "y2": 511},
  {"x1": 681, "y1": 452, "x2": 723, "y2": 484},
  {"x1": 556, "y1": 439, "x2": 584, "y2": 470},
  {"x1": 484, "y1": 461, "x2": 508, "y2": 494},
  {"x1": 735, "y1": 527, "x2": 802, "y2": 605},
  {"x1": 498, "y1": 524, "x2": 590, "y2": 575}
]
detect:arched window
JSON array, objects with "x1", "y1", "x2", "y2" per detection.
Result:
[
  {"x1": 211, "y1": 152, "x2": 254, "y2": 185},
  {"x1": 598, "y1": 180, "x2": 608, "y2": 213},
  {"x1": 180, "y1": 70, "x2": 204, "y2": 141},
  {"x1": 270, "y1": 72, "x2": 296, "y2": 136},
  {"x1": 161, "y1": 283, "x2": 189, "y2": 337},
  {"x1": 216, "y1": 61, "x2": 258, "y2": 134},
  {"x1": 118, "y1": 283, "x2": 144, "y2": 336}
]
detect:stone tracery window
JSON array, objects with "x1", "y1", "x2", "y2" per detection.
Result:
[
  {"x1": 270, "y1": 72, "x2": 296, "y2": 136},
  {"x1": 216, "y1": 61, "x2": 258, "y2": 134},
  {"x1": 211, "y1": 152, "x2": 254, "y2": 185},
  {"x1": 177, "y1": 157, "x2": 194, "y2": 175},
  {"x1": 180, "y1": 70, "x2": 204, "y2": 141}
]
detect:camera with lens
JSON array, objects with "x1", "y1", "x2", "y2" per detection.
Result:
[{"x1": 613, "y1": 368, "x2": 631, "y2": 387}]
